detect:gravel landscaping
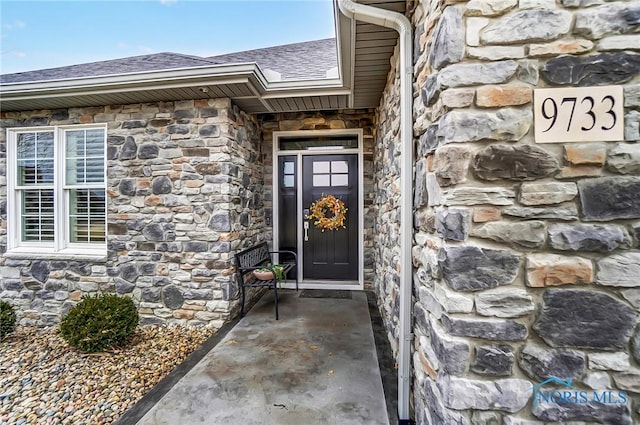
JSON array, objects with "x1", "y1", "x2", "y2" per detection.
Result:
[{"x1": 0, "y1": 325, "x2": 216, "y2": 425}]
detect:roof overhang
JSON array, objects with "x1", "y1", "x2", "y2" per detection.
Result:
[
  {"x1": 0, "y1": 0, "x2": 404, "y2": 114},
  {"x1": 0, "y1": 62, "x2": 350, "y2": 114}
]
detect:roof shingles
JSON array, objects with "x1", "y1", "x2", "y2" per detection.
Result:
[
  {"x1": 208, "y1": 38, "x2": 337, "y2": 80},
  {"x1": 0, "y1": 38, "x2": 337, "y2": 84}
]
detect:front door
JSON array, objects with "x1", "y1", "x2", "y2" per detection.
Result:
[{"x1": 302, "y1": 154, "x2": 358, "y2": 281}]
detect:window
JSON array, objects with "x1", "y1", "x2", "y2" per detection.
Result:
[
  {"x1": 7, "y1": 125, "x2": 107, "y2": 255},
  {"x1": 278, "y1": 135, "x2": 358, "y2": 151},
  {"x1": 282, "y1": 161, "x2": 295, "y2": 188},
  {"x1": 312, "y1": 160, "x2": 349, "y2": 187}
]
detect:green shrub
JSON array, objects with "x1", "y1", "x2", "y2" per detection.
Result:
[
  {"x1": 0, "y1": 300, "x2": 17, "y2": 340},
  {"x1": 59, "y1": 294, "x2": 139, "y2": 353}
]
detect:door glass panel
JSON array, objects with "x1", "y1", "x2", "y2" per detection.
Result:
[
  {"x1": 313, "y1": 175, "x2": 330, "y2": 187},
  {"x1": 283, "y1": 162, "x2": 295, "y2": 174},
  {"x1": 331, "y1": 174, "x2": 348, "y2": 186},
  {"x1": 283, "y1": 175, "x2": 295, "y2": 188},
  {"x1": 282, "y1": 160, "x2": 296, "y2": 188},
  {"x1": 331, "y1": 161, "x2": 348, "y2": 173},
  {"x1": 313, "y1": 161, "x2": 330, "y2": 173}
]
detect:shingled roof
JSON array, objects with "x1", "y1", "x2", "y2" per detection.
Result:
[
  {"x1": 0, "y1": 38, "x2": 337, "y2": 84},
  {"x1": 207, "y1": 38, "x2": 337, "y2": 80},
  {"x1": 0, "y1": 53, "x2": 215, "y2": 84}
]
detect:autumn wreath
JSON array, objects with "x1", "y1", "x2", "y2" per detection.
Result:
[{"x1": 307, "y1": 194, "x2": 348, "y2": 231}]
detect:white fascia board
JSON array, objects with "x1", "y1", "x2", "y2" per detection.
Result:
[
  {"x1": 3, "y1": 77, "x2": 254, "y2": 102},
  {"x1": 261, "y1": 79, "x2": 349, "y2": 99},
  {"x1": 1, "y1": 64, "x2": 351, "y2": 104},
  {"x1": 0, "y1": 63, "x2": 261, "y2": 95}
]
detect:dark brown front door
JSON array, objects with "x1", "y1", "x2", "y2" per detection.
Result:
[{"x1": 302, "y1": 154, "x2": 358, "y2": 280}]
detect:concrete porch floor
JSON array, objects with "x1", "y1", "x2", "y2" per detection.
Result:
[{"x1": 118, "y1": 290, "x2": 396, "y2": 425}]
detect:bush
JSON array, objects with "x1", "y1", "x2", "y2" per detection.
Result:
[
  {"x1": 59, "y1": 294, "x2": 139, "y2": 353},
  {"x1": 0, "y1": 300, "x2": 17, "y2": 340}
]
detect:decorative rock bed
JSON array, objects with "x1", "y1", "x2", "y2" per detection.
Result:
[{"x1": 0, "y1": 325, "x2": 214, "y2": 424}]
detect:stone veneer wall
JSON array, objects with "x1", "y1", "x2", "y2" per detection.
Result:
[
  {"x1": 258, "y1": 110, "x2": 377, "y2": 284},
  {"x1": 375, "y1": 0, "x2": 640, "y2": 423},
  {"x1": 0, "y1": 98, "x2": 265, "y2": 327},
  {"x1": 372, "y1": 51, "x2": 404, "y2": 356}
]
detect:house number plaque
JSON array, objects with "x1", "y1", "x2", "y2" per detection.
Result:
[{"x1": 534, "y1": 86, "x2": 624, "y2": 143}]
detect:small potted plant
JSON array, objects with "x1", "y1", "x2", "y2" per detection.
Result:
[{"x1": 253, "y1": 264, "x2": 285, "y2": 283}]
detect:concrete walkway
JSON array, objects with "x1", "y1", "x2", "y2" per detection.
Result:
[{"x1": 120, "y1": 290, "x2": 394, "y2": 425}]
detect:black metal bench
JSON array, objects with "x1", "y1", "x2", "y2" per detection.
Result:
[{"x1": 234, "y1": 242, "x2": 298, "y2": 320}]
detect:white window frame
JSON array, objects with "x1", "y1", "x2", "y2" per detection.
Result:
[{"x1": 6, "y1": 123, "x2": 107, "y2": 257}]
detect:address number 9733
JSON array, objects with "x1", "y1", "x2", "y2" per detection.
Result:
[{"x1": 534, "y1": 86, "x2": 624, "y2": 143}]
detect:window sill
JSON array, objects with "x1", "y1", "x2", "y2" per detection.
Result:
[{"x1": 4, "y1": 249, "x2": 107, "y2": 262}]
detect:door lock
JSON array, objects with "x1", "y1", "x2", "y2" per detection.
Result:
[{"x1": 304, "y1": 221, "x2": 309, "y2": 241}]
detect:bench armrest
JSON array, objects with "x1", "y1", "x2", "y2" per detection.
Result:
[{"x1": 269, "y1": 250, "x2": 297, "y2": 262}]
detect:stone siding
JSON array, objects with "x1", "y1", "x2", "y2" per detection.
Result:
[
  {"x1": 372, "y1": 49, "x2": 404, "y2": 355},
  {"x1": 0, "y1": 99, "x2": 265, "y2": 327},
  {"x1": 377, "y1": 0, "x2": 640, "y2": 423}
]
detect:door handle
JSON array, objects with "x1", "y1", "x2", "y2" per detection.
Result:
[{"x1": 304, "y1": 221, "x2": 309, "y2": 241}]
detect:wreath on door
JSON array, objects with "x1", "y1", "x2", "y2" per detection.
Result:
[{"x1": 307, "y1": 194, "x2": 348, "y2": 231}]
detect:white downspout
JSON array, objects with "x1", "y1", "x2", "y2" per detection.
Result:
[{"x1": 337, "y1": 1, "x2": 413, "y2": 423}]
